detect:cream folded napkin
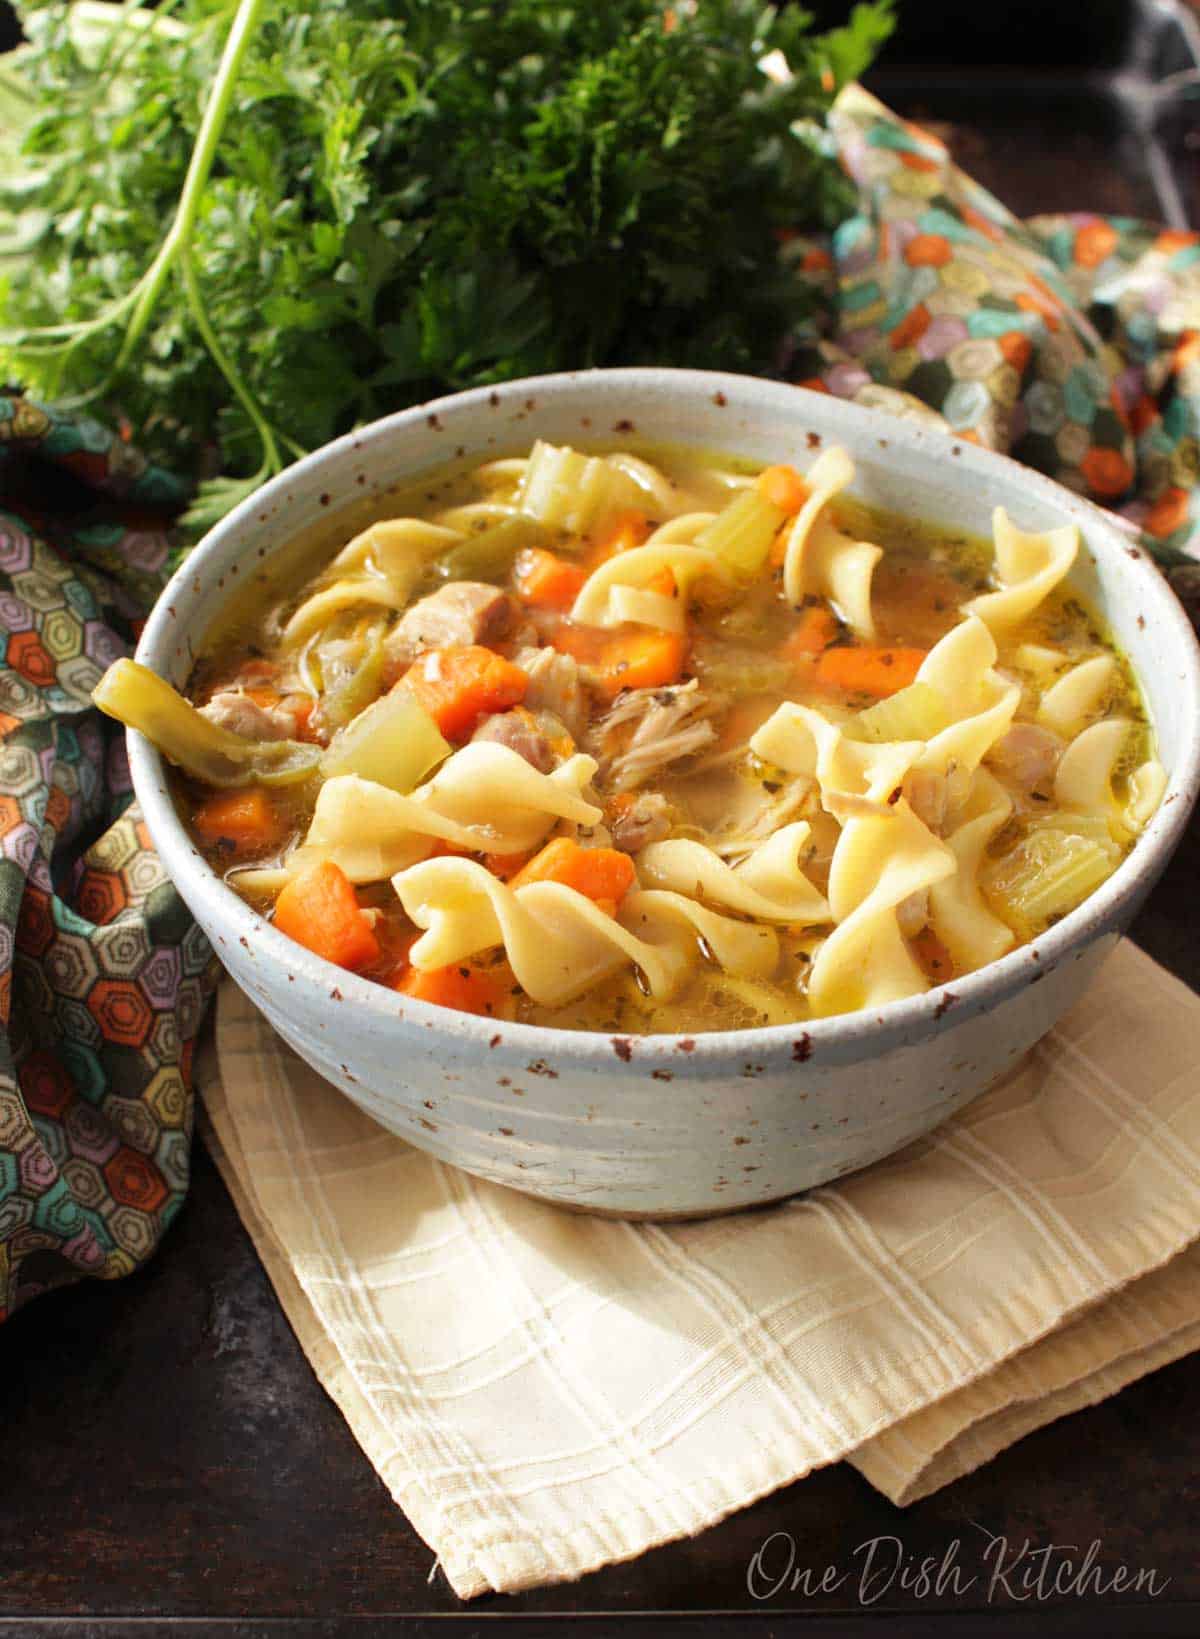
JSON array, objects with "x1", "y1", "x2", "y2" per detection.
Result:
[{"x1": 198, "y1": 940, "x2": 1200, "y2": 1599}]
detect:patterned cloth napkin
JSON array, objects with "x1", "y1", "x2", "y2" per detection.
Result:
[
  {"x1": 0, "y1": 76, "x2": 1196, "y2": 1348},
  {"x1": 200, "y1": 941, "x2": 1200, "y2": 1597}
]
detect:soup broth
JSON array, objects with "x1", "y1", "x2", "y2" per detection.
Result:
[{"x1": 97, "y1": 438, "x2": 1162, "y2": 1034}]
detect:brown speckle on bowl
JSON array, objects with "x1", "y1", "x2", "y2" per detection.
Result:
[
  {"x1": 427, "y1": 413, "x2": 443, "y2": 431},
  {"x1": 676, "y1": 1038, "x2": 696, "y2": 1054},
  {"x1": 330, "y1": 986, "x2": 343, "y2": 1001},
  {"x1": 419, "y1": 1117, "x2": 438, "y2": 1132},
  {"x1": 499, "y1": 1127, "x2": 513, "y2": 1137},
  {"x1": 713, "y1": 391, "x2": 727, "y2": 407},
  {"x1": 807, "y1": 431, "x2": 822, "y2": 450},
  {"x1": 498, "y1": 1077, "x2": 510, "y2": 1087},
  {"x1": 527, "y1": 1060, "x2": 559, "y2": 1078},
  {"x1": 613, "y1": 419, "x2": 635, "y2": 434},
  {"x1": 488, "y1": 1033, "x2": 501, "y2": 1049},
  {"x1": 611, "y1": 1036, "x2": 633, "y2": 1061},
  {"x1": 792, "y1": 1033, "x2": 812, "y2": 1062},
  {"x1": 488, "y1": 391, "x2": 500, "y2": 407},
  {"x1": 1137, "y1": 614, "x2": 1146, "y2": 629},
  {"x1": 652, "y1": 1069, "x2": 673, "y2": 1082},
  {"x1": 733, "y1": 1135, "x2": 749, "y2": 1146},
  {"x1": 423, "y1": 1099, "x2": 435, "y2": 1109},
  {"x1": 934, "y1": 990, "x2": 958, "y2": 1020}
]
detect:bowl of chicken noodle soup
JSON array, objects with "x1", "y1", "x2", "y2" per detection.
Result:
[{"x1": 106, "y1": 370, "x2": 1200, "y2": 1217}]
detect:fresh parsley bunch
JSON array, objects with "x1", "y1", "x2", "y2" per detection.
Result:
[{"x1": 0, "y1": 0, "x2": 893, "y2": 525}]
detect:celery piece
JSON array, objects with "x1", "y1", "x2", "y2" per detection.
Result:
[
  {"x1": 845, "y1": 681, "x2": 950, "y2": 744},
  {"x1": 694, "y1": 650, "x2": 794, "y2": 696},
  {"x1": 983, "y1": 828, "x2": 1116, "y2": 934},
  {"x1": 319, "y1": 689, "x2": 450, "y2": 793},
  {"x1": 437, "y1": 514, "x2": 551, "y2": 583},
  {"x1": 694, "y1": 485, "x2": 786, "y2": 576},
  {"x1": 93, "y1": 659, "x2": 320, "y2": 787},
  {"x1": 518, "y1": 442, "x2": 631, "y2": 534},
  {"x1": 318, "y1": 635, "x2": 386, "y2": 732}
]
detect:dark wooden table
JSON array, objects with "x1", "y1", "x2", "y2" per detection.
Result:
[{"x1": 5, "y1": 26, "x2": 1200, "y2": 1639}]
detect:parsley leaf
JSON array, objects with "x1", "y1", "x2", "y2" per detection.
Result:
[{"x1": 0, "y1": 0, "x2": 894, "y2": 525}]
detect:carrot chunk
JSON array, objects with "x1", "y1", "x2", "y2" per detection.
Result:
[
  {"x1": 756, "y1": 464, "x2": 810, "y2": 515},
  {"x1": 395, "y1": 962, "x2": 505, "y2": 1015},
  {"x1": 273, "y1": 859, "x2": 381, "y2": 972},
  {"x1": 814, "y1": 644, "x2": 928, "y2": 699},
  {"x1": 783, "y1": 604, "x2": 839, "y2": 662},
  {"x1": 511, "y1": 837, "x2": 636, "y2": 906},
  {"x1": 193, "y1": 788, "x2": 286, "y2": 858},
  {"x1": 551, "y1": 623, "x2": 685, "y2": 700},
  {"x1": 513, "y1": 548, "x2": 588, "y2": 611},
  {"x1": 483, "y1": 849, "x2": 535, "y2": 880},
  {"x1": 583, "y1": 509, "x2": 650, "y2": 571},
  {"x1": 398, "y1": 644, "x2": 528, "y2": 740}
]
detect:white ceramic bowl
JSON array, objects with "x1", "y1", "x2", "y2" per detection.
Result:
[{"x1": 128, "y1": 369, "x2": 1200, "y2": 1217}]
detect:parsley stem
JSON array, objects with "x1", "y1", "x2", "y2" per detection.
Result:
[
  {"x1": 116, "y1": 0, "x2": 268, "y2": 370},
  {"x1": 179, "y1": 249, "x2": 283, "y2": 480}
]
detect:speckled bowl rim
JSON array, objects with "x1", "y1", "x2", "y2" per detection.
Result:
[{"x1": 129, "y1": 367, "x2": 1200, "y2": 1064}]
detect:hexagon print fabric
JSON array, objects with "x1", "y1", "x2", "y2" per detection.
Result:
[
  {"x1": 785, "y1": 87, "x2": 1200, "y2": 571},
  {"x1": 0, "y1": 398, "x2": 213, "y2": 1318}
]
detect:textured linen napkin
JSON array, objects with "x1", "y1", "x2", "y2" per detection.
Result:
[{"x1": 199, "y1": 939, "x2": 1200, "y2": 1598}]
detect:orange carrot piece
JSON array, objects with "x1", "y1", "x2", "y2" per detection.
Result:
[
  {"x1": 395, "y1": 962, "x2": 505, "y2": 1015},
  {"x1": 273, "y1": 860, "x2": 381, "y2": 972},
  {"x1": 483, "y1": 849, "x2": 534, "y2": 880},
  {"x1": 783, "y1": 604, "x2": 839, "y2": 662},
  {"x1": 583, "y1": 509, "x2": 650, "y2": 571},
  {"x1": 513, "y1": 548, "x2": 587, "y2": 611},
  {"x1": 756, "y1": 464, "x2": 810, "y2": 515},
  {"x1": 398, "y1": 645, "x2": 528, "y2": 740},
  {"x1": 511, "y1": 837, "x2": 636, "y2": 905},
  {"x1": 912, "y1": 927, "x2": 955, "y2": 985},
  {"x1": 193, "y1": 788, "x2": 286, "y2": 858},
  {"x1": 552, "y1": 623, "x2": 685, "y2": 700},
  {"x1": 814, "y1": 644, "x2": 928, "y2": 699}
]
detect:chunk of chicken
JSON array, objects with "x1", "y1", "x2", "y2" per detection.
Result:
[
  {"x1": 987, "y1": 722, "x2": 1065, "y2": 792},
  {"x1": 513, "y1": 645, "x2": 588, "y2": 742},
  {"x1": 592, "y1": 680, "x2": 720, "y2": 791},
  {"x1": 471, "y1": 707, "x2": 556, "y2": 773},
  {"x1": 386, "y1": 582, "x2": 516, "y2": 665},
  {"x1": 606, "y1": 791, "x2": 673, "y2": 854},
  {"x1": 200, "y1": 690, "x2": 302, "y2": 742}
]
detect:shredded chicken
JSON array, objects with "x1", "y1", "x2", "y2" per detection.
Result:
[
  {"x1": 606, "y1": 791, "x2": 673, "y2": 853},
  {"x1": 592, "y1": 680, "x2": 720, "y2": 792},
  {"x1": 905, "y1": 767, "x2": 950, "y2": 833},
  {"x1": 987, "y1": 722, "x2": 1065, "y2": 792},
  {"x1": 386, "y1": 581, "x2": 516, "y2": 665},
  {"x1": 514, "y1": 645, "x2": 588, "y2": 741},
  {"x1": 200, "y1": 690, "x2": 301, "y2": 742}
]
